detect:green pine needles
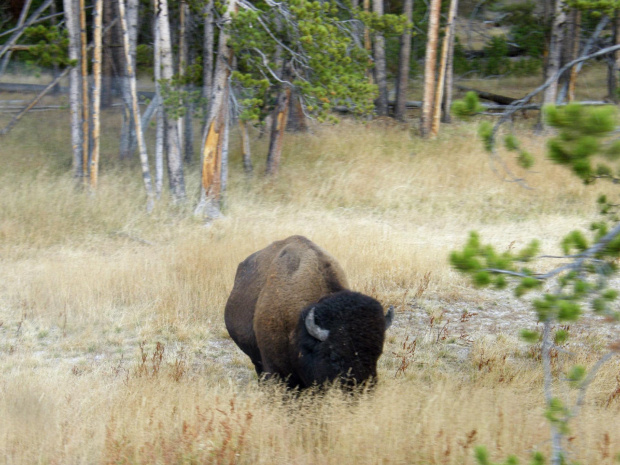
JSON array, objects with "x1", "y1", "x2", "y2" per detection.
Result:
[
  {"x1": 450, "y1": 94, "x2": 620, "y2": 464},
  {"x1": 229, "y1": 0, "x2": 406, "y2": 124}
]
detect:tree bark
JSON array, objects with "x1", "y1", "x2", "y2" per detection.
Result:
[
  {"x1": 90, "y1": 0, "x2": 103, "y2": 190},
  {"x1": 608, "y1": 11, "x2": 619, "y2": 103},
  {"x1": 198, "y1": 0, "x2": 237, "y2": 217},
  {"x1": 202, "y1": 0, "x2": 214, "y2": 113},
  {"x1": 153, "y1": 6, "x2": 164, "y2": 199},
  {"x1": 177, "y1": 0, "x2": 187, "y2": 161},
  {"x1": 79, "y1": 0, "x2": 89, "y2": 180},
  {"x1": 240, "y1": 120, "x2": 252, "y2": 175},
  {"x1": 158, "y1": 0, "x2": 186, "y2": 202},
  {"x1": 442, "y1": 6, "x2": 457, "y2": 124},
  {"x1": 431, "y1": 0, "x2": 458, "y2": 136},
  {"x1": 101, "y1": 0, "x2": 114, "y2": 107},
  {"x1": 420, "y1": 0, "x2": 441, "y2": 138},
  {"x1": 567, "y1": 10, "x2": 581, "y2": 103},
  {"x1": 63, "y1": 0, "x2": 84, "y2": 180},
  {"x1": 394, "y1": 0, "x2": 413, "y2": 121},
  {"x1": 372, "y1": 0, "x2": 388, "y2": 116},
  {"x1": 286, "y1": 89, "x2": 308, "y2": 132},
  {"x1": 543, "y1": 0, "x2": 566, "y2": 106},
  {"x1": 265, "y1": 65, "x2": 292, "y2": 176},
  {"x1": 119, "y1": 0, "x2": 155, "y2": 211}
]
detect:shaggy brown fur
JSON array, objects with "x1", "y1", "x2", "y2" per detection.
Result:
[{"x1": 224, "y1": 235, "x2": 391, "y2": 389}]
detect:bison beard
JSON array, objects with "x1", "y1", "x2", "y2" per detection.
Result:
[{"x1": 224, "y1": 235, "x2": 393, "y2": 390}]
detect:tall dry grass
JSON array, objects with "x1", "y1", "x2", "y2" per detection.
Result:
[{"x1": 0, "y1": 106, "x2": 619, "y2": 464}]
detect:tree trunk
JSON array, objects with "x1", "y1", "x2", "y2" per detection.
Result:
[
  {"x1": 181, "y1": 3, "x2": 194, "y2": 163},
  {"x1": 177, "y1": 0, "x2": 187, "y2": 161},
  {"x1": 198, "y1": 0, "x2": 237, "y2": 218},
  {"x1": 119, "y1": 0, "x2": 155, "y2": 211},
  {"x1": 363, "y1": 0, "x2": 372, "y2": 81},
  {"x1": 442, "y1": 7, "x2": 456, "y2": 124},
  {"x1": 265, "y1": 65, "x2": 292, "y2": 176},
  {"x1": 420, "y1": 0, "x2": 441, "y2": 138},
  {"x1": 79, "y1": 0, "x2": 89, "y2": 180},
  {"x1": 240, "y1": 120, "x2": 252, "y2": 175},
  {"x1": 153, "y1": 7, "x2": 164, "y2": 199},
  {"x1": 0, "y1": 0, "x2": 32, "y2": 75},
  {"x1": 286, "y1": 90, "x2": 308, "y2": 132},
  {"x1": 394, "y1": 0, "x2": 413, "y2": 121},
  {"x1": 542, "y1": 0, "x2": 566, "y2": 106},
  {"x1": 431, "y1": 0, "x2": 458, "y2": 136},
  {"x1": 90, "y1": 0, "x2": 103, "y2": 190},
  {"x1": 158, "y1": 0, "x2": 186, "y2": 202},
  {"x1": 372, "y1": 0, "x2": 388, "y2": 116},
  {"x1": 63, "y1": 0, "x2": 83, "y2": 180},
  {"x1": 608, "y1": 11, "x2": 619, "y2": 103},
  {"x1": 202, "y1": 0, "x2": 214, "y2": 114},
  {"x1": 567, "y1": 10, "x2": 581, "y2": 103},
  {"x1": 101, "y1": 0, "x2": 114, "y2": 107}
]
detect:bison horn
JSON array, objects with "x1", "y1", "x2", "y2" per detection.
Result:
[
  {"x1": 385, "y1": 306, "x2": 395, "y2": 330},
  {"x1": 305, "y1": 307, "x2": 330, "y2": 341}
]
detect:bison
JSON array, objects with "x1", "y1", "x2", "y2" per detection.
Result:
[{"x1": 224, "y1": 235, "x2": 394, "y2": 389}]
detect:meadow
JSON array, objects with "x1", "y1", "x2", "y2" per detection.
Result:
[{"x1": 0, "y1": 68, "x2": 619, "y2": 464}]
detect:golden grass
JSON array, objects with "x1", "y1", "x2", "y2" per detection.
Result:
[{"x1": 0, "y1": 107, "x2": 619, "y2": 464}]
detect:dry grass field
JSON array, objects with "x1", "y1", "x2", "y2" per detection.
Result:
[{"x1": 1, "y1": 74, "x2": 619, "y2": 464}]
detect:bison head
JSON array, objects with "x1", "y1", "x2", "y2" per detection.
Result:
[{"x1": 294, "y1": 290, "x2": 393, "y2": 389}]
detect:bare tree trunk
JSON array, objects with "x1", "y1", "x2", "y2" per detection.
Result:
[
  {"x1": 63, "y1": 0, "x2": 83, "y2": 180},
  {"x1": 286, "y1": 90, "x2": 308, "y2": 132},
  {"x1": 564, "y1": 10, "x2": 581, "y2": 103},
  {"x1": 394, "y1": 0, "x2": 413, "y2": 121},
  {"x1": 79, "y1": 0, "x2": 89, "y2": 180},
  {"x1": 118, "y1": 0, "x2": 138, "y2": 159},
  {"x1": 153, "y1": 7, "x2": 164, "y2": 199},
  {"x1": 265, "y1": 66, "x2": 292, "y2": 176},
  {"x1": 543, "y1": 0, "x2": 566, "y2": 106},
  {"x1": 119, "y1": 0, "x2": 155, "y2": 211},
  {"x1": 431, "y1": 0, "x2": 458, "y2": 136},
  {"x1": 181, "y1": 3, "x2": 194, "y2": 163},
  {"x1": 240, "y1": 120, "x2": 252, "y2": 175},
  {"x1": 177, "y1": 0, "x2": 187, "y2": 161},
  {"x1": 0, "y1": 0, "x2": 32, "y2": 75},
  {"x1": 90, "y1": 0, "x2": 103, "y2": 190},
  {"x1": 125, "y1": 0, "x2": 140, "y2": 156},
  {"x1": 157, "y1": 0, "x2": 186, "y2": 202},
  {"x1": 420, "y1": 0, "x2": 441, "y2": 138},
  {"x1": 101, "y1": 0, "x2": 114, "y2": 107},
  {"x1": 363, "y1": 0, "x2": 372, "y2": 81},
  {"x1": 608, "y1": 11, "x2": 619, "y2": 103},
  {"x1": 442, "y1": 8, "x2": 457, "y2": 124},
  {"x1": 202, "y1": 0, "x2": 214, "y2": 113},
  {"x1": 197, "y1": 0, "x2": 237, "y2": 218},
  {"x1": 372, "y1": 0, "x2": 388, "y2": 116}
]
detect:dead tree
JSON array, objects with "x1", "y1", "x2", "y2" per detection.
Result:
[
  {"x1": 90, "y1": 0, "x2": 103, "y2": 190},
  {"x1": 119, "y1": 0, "x2": 155, "y2": 211},
  {"x1": 431, "y1": 0, "x2": 458, "y2": 136},
  {"x1": 197, "y1": 0, "x2": 237, "y2": 218},
  {"x1": 420, "y1": 0, "x2": 441, "y2": 137},
  {"x1": 394, "y1": 0, "x2": 413, "y2": 121},
  {"x1": 372, "y1": 0, "x2": 388, "y2": 116},
  {"x1": 157, "y1": 0, "x2": 186, "y2": 202}
]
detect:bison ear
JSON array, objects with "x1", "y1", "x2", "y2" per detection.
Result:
[
  {"x1": 305, "y1": 307, "x2": 330, "y2": 341},
  {"x1": 385, "y1": 306, "x2": 395, "y2": 330}
]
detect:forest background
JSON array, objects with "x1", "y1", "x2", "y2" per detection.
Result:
[{"x1": 1, "y1": 0, "x2": 620, "y2": 464}]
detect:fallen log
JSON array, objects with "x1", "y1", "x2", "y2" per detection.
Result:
[{"x1": 456, "y1": 85, "x2": 518, "y2": 105}]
